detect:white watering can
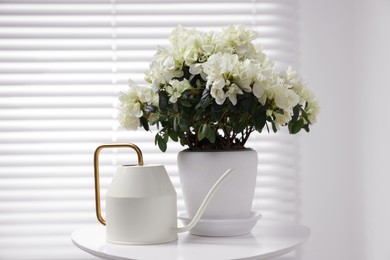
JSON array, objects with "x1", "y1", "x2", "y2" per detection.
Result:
[{"x1": 93, "y1": 143, "x2": 233, "y2": 245}]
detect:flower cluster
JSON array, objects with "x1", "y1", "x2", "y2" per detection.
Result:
[{"x1": 119, "y1": 25, "x2": 319, "y2": 152}]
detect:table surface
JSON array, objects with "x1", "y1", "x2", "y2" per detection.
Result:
[{"x1": 71, "y1": 221, "x2": 310, "y2": 260}]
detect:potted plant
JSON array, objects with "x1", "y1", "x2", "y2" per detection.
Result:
[{"x1": 118, "y1": 25, "x2": 319, "y2": 235}]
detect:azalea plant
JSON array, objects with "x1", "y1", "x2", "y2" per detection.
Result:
[{"x1": 118, "y1": 25, "x2": 319, "y2": 152}]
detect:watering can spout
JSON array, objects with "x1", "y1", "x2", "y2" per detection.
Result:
[{"x1": 176, "y1": 168, "x2": 234, "y2": 233}]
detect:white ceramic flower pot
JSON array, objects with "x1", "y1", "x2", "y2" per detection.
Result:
[{"x1": 178, "y1": 149, "x2": 258, "y2": 222}]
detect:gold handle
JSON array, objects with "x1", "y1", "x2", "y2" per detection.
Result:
[{"x1": 93, "y1": 143, "x2": 143, "y2": 226}]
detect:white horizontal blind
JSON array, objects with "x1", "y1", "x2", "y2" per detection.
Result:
[{"x1": 0, "y1": 1, "x2": 300, "y2": 259}]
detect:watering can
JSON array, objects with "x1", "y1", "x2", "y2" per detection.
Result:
[{"x1": 93, "y1": 143, "x2": 233, "y2": 245}]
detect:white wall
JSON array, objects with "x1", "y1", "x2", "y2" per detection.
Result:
[
  {"x1": 354, "y1": 0, "x2": 390, "y2": 259},
  {"x1": 300, "y1": 0, "x2": 390, "y2": 259},
  {"x1": 299, "y1": 0, "x2": 360, "y2": 259}
]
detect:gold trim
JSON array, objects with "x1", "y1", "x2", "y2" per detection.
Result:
[{"x1": 93, "y1": 143, "x2": 143, "y2": 226}]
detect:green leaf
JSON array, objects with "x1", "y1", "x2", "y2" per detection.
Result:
[
  {"x1": 198, "y1": 124, "x2": 216, "y2": 143},
  {"x1": 238, "y1": 93, "x2": 253, "y2": 112},
  {"x1": 140, "y1": 116, "x2": 149, "y2": 131},
  {"x1": 254, "y1": 110, "x2": 267, "y2": 132},
  {"x1": 180, "y1": 100, "x2": 192, "y2": 108},
  {"x1": 234, "y1": 116, "x2": 247, "y2": 133},
  {"x1": 169, "y1": 131, "x2": 178, "y2": 142},
  {"x1": 206, "y1": 128, "x2": 216, "y2": 143},
  {"x1": 157, "y1": 135, "x2": 167, "y2": 152},
  {"x1": 173, "y1": 103, "x2": 179, "y2": 112},
  {"x1": 179, "y1": 137, "x2": 185, "y2": 146},
  {"x1": 271, "y1": 121, "x2": 278, "y2": 133},
  {"x1": 302, "y1": 124, "x2": 310, "y2": 133},
  {"x1": 291, "y1": 104, "x2": 300, "y2": 123},
  {"x1": 290, "y1": 118, "x2": 304, "y2": 134},
  {"x1": 181, "y1": 66, "x2": 191, "y2": 80},
  {"x1": 179, "y1": 120, "x2": 189, "y2": 131},
  {"x1": 194, "y1": 109, "x2": 205, "y2": 121},
  {"x1": 265, "y1": 121, "x2": 270, "y2": 133},
  {"x1": 154, "y1": 134, "x2": 159, "y2": 145},
  {"x1": 159, "y1": 91, "x2": 168, "y2": 111},
  {"x1": 299, "y1": 107, "x2": 311, "y2": 124},
  {"x1": 211, "y1": 103, "x2": 224, "y2": 121},
  {"x1": 163, "y1": 132, "x2": 169, "y2": 143},
  {"x1": 198, "y1": 124, "x2": 206, "y2": 141},
  {"x1": 200, "y1": 91, "x2": 212, "y2": 108},
  {"x1": 173, "y1": 116, "x2": 178, "y2": 132}
]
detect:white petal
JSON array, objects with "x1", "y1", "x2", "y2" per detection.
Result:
[
  {"x1": 237, "y1": 79, "x2": 252, "y2": 92},
  {"x1": 253, "y1": 81, "x2": 264, "y2": 98},
  {"x1": 211, "y1": 88, "x2": 226, "y2": 105},
  {"x1": 202, "y1": 44, "x2": 214, "y2": 54},
  {"x1": 189, "y1": 63, "x2": 203, "y2": 75},
  {"x1": 169, "y1": 95, "x2": 178, "y2": 103},
  {"x1": 228, "y1": 94, "x2": 238, "y2": 105},
  {"x1": 213, "y1": 77, "x2": 226, "y2": 89}
]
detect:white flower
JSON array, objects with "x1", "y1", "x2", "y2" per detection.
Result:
[
  {"x1": 145, "y1": 46, "x2": 183, "y2": 89},
  {"x1": 276, "y1": 67, "x2": 319, "y2": 123},
  {"x1": 169, "y1": 26, "x2": 218, "y2": 67},
  {"x1": 211, "y1": 89, "x2": 226, "y2": 105},
  {"x1": 273, "y1": 86, "x2": 300, "y2": 111},
  {"x1": 203, "y1": 55, "x2": 223, "y2": 93},
  {"x1": 234, "y1": 60, "x2": 254, "y2": 92},
  {"x1": 220, "y1": 24, "x2": 258, "y2": 59},
  {"x1": 138, "y1": 84, "x2": 159, "y2": 105},
  {"x1": 203, "y1": 52, "x2": 276, "y2": 105},
  {"x1": 253, "y1": 73, "x2": 300, "y2": 115},
  {"x1": 118, "y1": 113, "x2": 140, "y2": 130},
  {"x1": 202, "y1": 53, "x2": 240, "y2": 104},
  {"x1": 306, "y1": 98, "x2": 320, "y2": 124},
  {"x1": 252, "y1": 44, "x2": 268, "y2": 63},
  {"x1": 280, "y1": 67, "x2": 316, "y2": 106},
  {"x1": 210, "y1": 76, "x2": 227, "y2": 105},
  {"x1": 147, "y1": 110, "x2": 160, "y2": 124},
  {"x1": 274, "y1": 110, "x2": 292, "y2": 127},
  {"x1": 119, "y1": 81, "x2": 143, "y2": 118},
  {"x1": 253, "y1": 80, "x2": 268, "y2": 105},
  {"x1": 118, "y1": 80, "x2": 159, "y2": 130},
  {"x1": 226, "y1": 83, "x2": 243, "y2": 105},
  {"x1": 254, "y1": 59, "x2": 275, "y2": 82},
  {"x1": 202, "y1": 52, "x2": 240, "y2": 80},
  {"x1": 189, "y1": 63, "x2": 203, "y2": 75},
  {"x1": 166, "y1": 78, "x2": 192, "y2": 103}
]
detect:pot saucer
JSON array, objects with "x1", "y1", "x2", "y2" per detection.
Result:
[{"x1": 178, "y1": 211, "x2": 262, "y2": 237}]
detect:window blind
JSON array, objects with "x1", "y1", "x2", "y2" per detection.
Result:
[{"x1": 0, "y1": 1, "x2": 300, "y2": 259}]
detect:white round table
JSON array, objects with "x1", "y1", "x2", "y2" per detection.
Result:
[{"x1": 71, "y1": 221, "x2": 310, "y2": 260}]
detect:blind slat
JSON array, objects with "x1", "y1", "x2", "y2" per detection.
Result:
[
  {"x1": 0, "y1": 27, "x2": 296, "y2": 39},
  {"x1": 0, "y1": 85, "x2": 117, "y2": 96},
  {"x1": 0, "y1": 3, "x2": 295, "y2": 15}
]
